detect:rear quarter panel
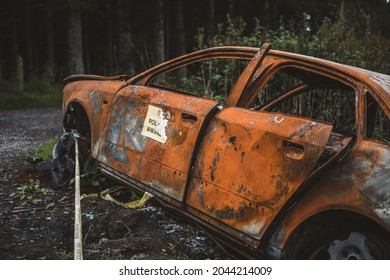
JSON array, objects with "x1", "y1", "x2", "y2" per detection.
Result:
[
  {"x1": 63, "y1": 80, "x2": 126, "y2": 158},
  {"x1": 268, "y1": 139, "x2": 390, "y2": 257}
]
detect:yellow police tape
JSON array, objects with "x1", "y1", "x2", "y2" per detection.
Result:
[{"x1": 81, "y1": 186, "x2": 153, "y2": 209}]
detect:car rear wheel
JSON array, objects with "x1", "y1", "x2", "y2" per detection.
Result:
[
  {"x1": 51, "y1": 132, "x2": 89, "y2": 187},
  {"x1": 309, "y1": 232, "x2": 390, "y2": 260}
]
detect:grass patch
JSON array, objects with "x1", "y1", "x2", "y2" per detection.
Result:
[
  {"x1": 0, "y1": 90, "x2": 62, "y2": 110},
  {"x1": 34, "y1": 137, "x2": 58, "y2": 161},
  {"x1": 54, "y1": 250, "x2": 73, "y2": 260}
]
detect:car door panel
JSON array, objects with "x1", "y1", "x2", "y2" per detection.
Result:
[
  {"x1": 98, "y1": 86, "x2": 219, "y2": 202},
  {"x1": 186, "y1": 107, "x2": 333, "y2": 239}
]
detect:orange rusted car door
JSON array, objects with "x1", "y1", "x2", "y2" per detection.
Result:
[
  {"x1": 186, "y1": 107, "x2": 333, "y2": 240},
  {"x1": 98, "y1": 85, "x2": 218, "y2": 202}
]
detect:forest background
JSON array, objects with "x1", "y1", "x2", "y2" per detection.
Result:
[{"x1": 0, "y1": 0, "x2": 390, "y2": 106}]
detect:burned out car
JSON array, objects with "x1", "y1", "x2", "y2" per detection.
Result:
[{"x1": 53, "y1": 43, "x2": 390, "y2": 259}]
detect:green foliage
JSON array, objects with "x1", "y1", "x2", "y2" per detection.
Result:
[
  {"x1": 118, "y1": 221, "x2": 134, "y2": 238},
  {"x1": 166, "y1": 237, "x2": 186, "y2": 260},
  {"x1": 70, "y1": 164, "x2": 106, "y2": 188},
  {"x1": 197, "y1": 13, "x2": 390, "y2": 74},
  {"x1": 0, "y1": 90, "x2": 62, "y2": 110},
  {"x1": 306, "y1": 16, "x2": 390, "y2": 74},
  {"x1": 153, "y1": 56, "x2": 247, "y2": 103},
  {"x1": 53, "y1": 250, "x2": 73, "y2": 260},
  {"x1": 34, "y1": 137, "x2": 58, "y2": 161},
  {"x1": 178, "y1": 13, "x2": 390, "y2": 138},
  {"x1": 10, "y1": 179, "x2": 55, "y2": 205}
]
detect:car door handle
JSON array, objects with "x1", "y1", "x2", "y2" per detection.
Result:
[
  {"x1": 181, "y1": 113, "x2": 197, "y2": 122},
  {"x1": 283, "y1": 140, "x2": 305, "y2": 159}
]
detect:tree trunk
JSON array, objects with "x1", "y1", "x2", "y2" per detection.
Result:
[
  {"x1": 260, "y1": 0, "x2": 270, "y2": 28},
  {"x1": 176, "y1": 0, "x2": 185, "y2": 57},
  {"x1": 228, "y1": 0, "x2": 234, "y2": 17},
  {"x1": 83, "y1": 17, "x2": 91, "y2": 74},
  {"x1": 11, "y1": 0, "x2": 18, "y2": 78},
  {"x1": 67, "y1": 6, "x2": 84, "y2": 74},
  {"x1": 24, "y1": 0, "x2": 34, "y2": 79},
  {"x1": 269, "y1": 0, "x2": 278, "y2": 30},
  {"x1": 16, "y1": 56, "x2": 24, "y2": 92},
  {"x1": 44, "y1": 0, "x2": 55, "y2": 84},
  {"x1": 0, "y1": 48, "x2": 3, "y2": 82},
  {"x1": 117, "y1": 0, "x2": 135, "y2": 75},
  {"x1": 154, "y1": 0, "x2": 165, "y2": 65},
  {"x1": 207, "y1": 0, "x2": 215, "y2": 41},
  {"x1": 339, "y1": 0, "x2": 347, "y2": 26},
  {"x1": 259, "y1": 0, "x2": 278, "y2": 29},
  {"x1": 176, "y1": 0, "x2": 186, "y2": 80},
  {"x1": 106, "y1": 1, "x2": 114, "y2": 73}
]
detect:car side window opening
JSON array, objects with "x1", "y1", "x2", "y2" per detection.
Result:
[
  {"x1": 366, "y1": 93, "x2": 390, "y2": 144},
  {"x1": 150, "y1": 58, "x2": 248, "y2": 104},
  {"x1": 250, "y1": 67, "x2": 356, "y2": 134}
]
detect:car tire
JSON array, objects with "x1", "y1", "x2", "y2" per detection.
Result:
[
  {"x1": 308, "y1": 231, "x2": 390, "y2": 260},
  {"x1": 51, "y1": 132, "x2": 89, "y2": 187}
]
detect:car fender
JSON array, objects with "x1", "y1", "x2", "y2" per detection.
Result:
[{"x1": 62, "y1": 79, "x2": 127, "y2": 157}]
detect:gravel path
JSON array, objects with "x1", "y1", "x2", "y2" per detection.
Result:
[{"x1": 0, "y1": 108, "x2": 62, "y2": 170}]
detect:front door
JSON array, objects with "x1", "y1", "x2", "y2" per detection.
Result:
[{"x1": 98, "y1": 86, "x2": 218, "y2": 202}]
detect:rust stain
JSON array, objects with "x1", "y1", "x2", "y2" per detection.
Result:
[
  {"x1": 210, "y1": 152, "x2": 221, "y2": 182},
  {"x1": 290, "y1": 122, "x2": 319, "y2": 140}
]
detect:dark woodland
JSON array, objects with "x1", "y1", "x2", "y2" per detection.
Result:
[{"x1": 0, "y1": 0, "x2": 390, "y2": 90}]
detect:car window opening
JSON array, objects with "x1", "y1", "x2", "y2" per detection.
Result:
[
  {"x1": 250, "y1": 66, "x2": 356, "y2": 167},
  {"x1": 365, "y1": 93, "x2": 390, "y2": 144},
  {"x1": 149, "y1": 58, "x2": 249, "y2": 104}
]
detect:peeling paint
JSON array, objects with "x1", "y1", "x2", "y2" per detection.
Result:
[
  {"x1": 290, "y1": 122, "x2": 319, "y2": 139},
  {"x1": 241, "y1": 220, "x2": 265, "y2": 236},
  {"x1": 109, "y1": 144, "x2": 130, "y2": 164},
  {"x1": 89, "y1": 91, "x2": 103, "y2": 114},
  {"x1": 210, "y1": 152, "x2": 221, "y2": 182},
  {"x1": 229, "y1": 136, "x2": 237, "y2": 145},
  {"x1": 136, "y1": 157, "x2": 144, "y2": 172},
  {"x1": 151, "y1": 179, "x2": 178, "y2": 198},
  {"x1": 107, "y1": 107, "x2": 125, "y2": 145},
  {"x1": 370, "y1": 74, "x2": 390, "y2": 94},
  {"x1": 124, "y1": 114, "x2": 147, "y2": 153},
  {"x1": 196, "y1": 184, "x2": 249, "y2": 220},
  {"x1": 237, "y1": 184, "x2": 247, "y2": 193},
  {"x1": 269, "y1": 115, "x2": 284, "y2": 123}
]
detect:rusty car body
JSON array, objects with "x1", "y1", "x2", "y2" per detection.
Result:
[{"x1": 53, "y1": 43, "x2": 390, "y2": 259}]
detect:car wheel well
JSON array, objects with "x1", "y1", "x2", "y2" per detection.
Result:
[
  {"x1": 52, "y1": 102, "x2": 92, "y2": 187},
  {"x1": 282, "y1": 210, "x2": 390, "y2": 259},
  {"x1": 63, "y1": 102, "x2": 91, "y2": 138}
]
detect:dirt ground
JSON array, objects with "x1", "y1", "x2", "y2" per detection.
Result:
[{"x1": 0, "y1": 108, "x2": 227, "y2": 260}]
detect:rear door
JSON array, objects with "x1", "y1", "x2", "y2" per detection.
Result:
[{"x1": 186, "y1": 107, "x2": 332, "y2": 239}]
